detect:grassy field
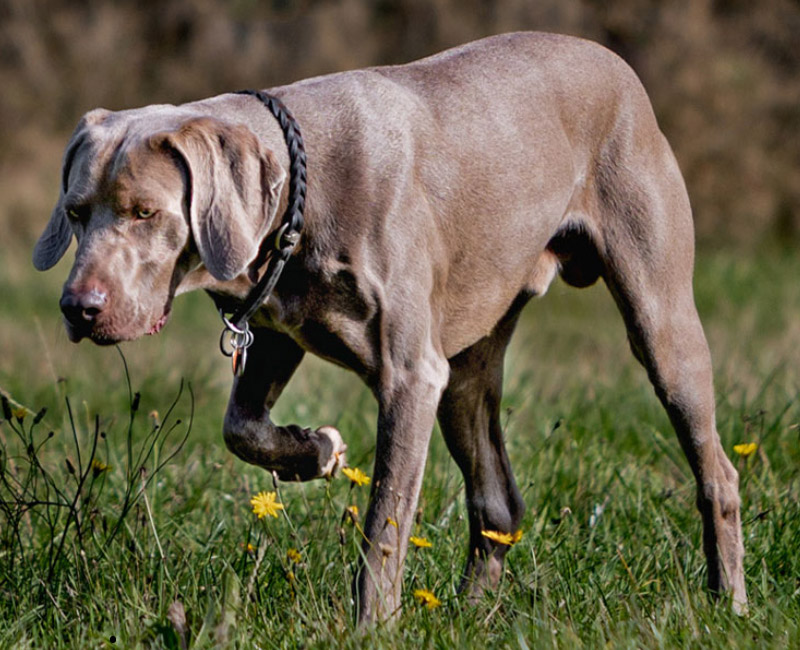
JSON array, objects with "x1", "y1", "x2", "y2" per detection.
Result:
[{"x1": 1, "y1": 246, "x2": 799, "y2": 649}]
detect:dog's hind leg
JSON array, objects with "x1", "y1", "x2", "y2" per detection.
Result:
[
  {"x1": 222, "y1": 327, "x2": 346, "y2": 481},
  {"x1": 596, "y1": 127, "x2": 747, "y2": 611},
  {"x1": 436, "y1": 293, "x2": 528, "y2": 598}
]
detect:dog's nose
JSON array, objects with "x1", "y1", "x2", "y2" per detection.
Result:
[{"x1": 60, "y1": 287, "x2": 108, "y2": 326}]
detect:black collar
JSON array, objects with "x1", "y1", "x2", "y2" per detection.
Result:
[{"x1": 218, "y1": 89, "x2": 307, "y2": 375}]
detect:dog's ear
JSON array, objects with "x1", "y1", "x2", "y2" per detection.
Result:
[
  {"x1": 33, "y1": 116, "x2": 93, "y2": 271},
  {"x1": 162, "y1": 117, "x2": 286, "y2": 282},
  {"x1": 33, "y1": 196, "x2": 74, "y2": 271}
]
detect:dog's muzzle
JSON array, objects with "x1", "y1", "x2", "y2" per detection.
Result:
[{"x1": 60, "y1": 286, "x2": 107, "y2": 340}]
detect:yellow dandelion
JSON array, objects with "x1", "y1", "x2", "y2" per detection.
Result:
[
  {"x1": 250, "y1": 491, "x2": 284, "y2": 519},
  {"x1": 413, "y1": 588, "x2": 441, "y2": 609},
  {"x1": 243, "y1": 542, "x2": 256, "y2": 553},
  {"x1": 287, "y1": 548, "x2": 302, "y2": 563},
  {"x1": 481, "y1": 529, "x2": 514, "y2": 545},
  {"x1": 91, "y1": 459, "x2": 112, "y2": 475},
  {"x1": 342, "y1": 466, "x2": 370, "y2": 487},
  {"x1": 386, "y1": 517, "x2": 398, "y2": 528},
  {"x1": 409, "y1": 536, "x2": 432, "y2": 549},
  {"x1": 12, "y1": 407, "x2": 27, "y2": 421},
  {"x1": 512, "y1": 529, "x2": 524, "y2": 544},
  {"x1": 733, "y1": 443, "x2": 758, "y2": 458}
]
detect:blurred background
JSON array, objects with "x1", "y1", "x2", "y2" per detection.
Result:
[{"x1": 0, "y1": 0, "x2": 798, "y2": 414}]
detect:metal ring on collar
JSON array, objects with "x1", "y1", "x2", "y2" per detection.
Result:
[
  {"x1": 275, "y1": 222, "x2": 300, "y2": 250},
  {"x1": 220, "y1": 311, "x2": 247, "y2": 335},
  {"x1": 219, "y1": 327, "x2": 254, "y2": 358}
]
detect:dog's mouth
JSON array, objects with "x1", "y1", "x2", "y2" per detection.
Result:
[
  {"x1": 146, "y1": 309, "x2": 171, "y2": 336},
  {"x1": 87, "y1": 331, "x2": 119, "y2": 347},
  {"x1": 66, "y1": 306, "x2": 172, "y2": 344},
  {"x1": 63, "y1": 318, "x2": 113, "y2": 345}
]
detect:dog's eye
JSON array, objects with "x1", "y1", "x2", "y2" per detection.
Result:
[
  {"x1": 66, "y1": 206, "x2": 88, "y2": 221},
  {"x1": 136, "y1": 208, "x2": 155, "y2": 219}
]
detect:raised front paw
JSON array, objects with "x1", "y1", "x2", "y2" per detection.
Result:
[
  {"x1": 223, "y1": 411, "x2": 347, "y2": 481},
  {"x1": 315, "y1": 425, "x2": 347, "y2": 479}
]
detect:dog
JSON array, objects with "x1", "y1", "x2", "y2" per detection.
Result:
[{"x1": 33, "y1": 32, "x2": 746, "y2": 621}]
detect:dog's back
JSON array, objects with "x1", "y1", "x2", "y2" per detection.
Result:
[{"x1": 259, "y1": 33, "x2": 679, "y2": 355}]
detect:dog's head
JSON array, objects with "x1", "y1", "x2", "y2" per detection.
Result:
[{"x1": 34, "y1": 106, "x2": 286, "y2": 344}]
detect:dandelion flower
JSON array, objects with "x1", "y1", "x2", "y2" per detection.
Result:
[
  {"x1": 342, "y1": 466, "x2": 370, "y2": 487},
  {"x1": 250, "y1": 491, "x2": 284, "y2": 519},
  {"x1": 481, "y1": 529, "x2": 523, "y2": 546},
  {"x1": 287, "y1": 548, "x2": 302, "y2": 563},
  {"x1": 413, "y1": 588, "x2": 441, "y2": 609},
  {"x1": 91, "y1": 459, "x2": 112, "y2": 477},
  {"x1": 733, "y1": 443, "x2": 758, "y2": 458},
  {"x1": 409, "y1": 536, "x2": 432, "y2": 549},
  {"x1": 345, "y1": 505, "x2": 360, "y2": 524}
]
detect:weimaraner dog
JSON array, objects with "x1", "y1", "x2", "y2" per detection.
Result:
[{"x1": 34, "y1": 32, "x2": 746, "y2": 620}]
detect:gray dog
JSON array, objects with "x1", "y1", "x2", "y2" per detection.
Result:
[{"x1": 34, "y1": 32, "x2": 746, "y2": 621}]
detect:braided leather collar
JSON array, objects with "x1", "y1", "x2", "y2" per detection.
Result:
[{"x1": 218, "y1": 89, "x2": 307, "y2": 375}]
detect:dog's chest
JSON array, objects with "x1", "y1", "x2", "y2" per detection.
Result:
[{"x1": 234, "y1": 261, "x2": 380, "y2": 378}]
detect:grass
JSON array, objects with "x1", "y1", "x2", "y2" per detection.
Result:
[{"x1": 1, "y1": 245, "x2": 799, "y2": 648}]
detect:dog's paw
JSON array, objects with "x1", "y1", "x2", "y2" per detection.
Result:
[
  {"x1": 732, "y1": 593, "x2": 749, "y2": 617},
  {"x1": 316, "y1": 425, "x2": 347, "y2": 479}
]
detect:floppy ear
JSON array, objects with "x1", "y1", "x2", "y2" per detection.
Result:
[
  {"x1": 32, "y1": 198, "x2": 74, "y2": 271},
  {"x1": 163, "y1": 117, "x2": 286, "y2": 281},
  {"x1": 33, "y1": 120, "x2": 90, "y2": 271}
]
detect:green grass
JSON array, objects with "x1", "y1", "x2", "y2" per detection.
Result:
[{"x1": 1, "y1": 247, "x2": 799, "y2": 648}]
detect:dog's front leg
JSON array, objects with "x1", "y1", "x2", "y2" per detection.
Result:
[
  {"x1": 223, "y1": 327, "x2": 346, "y2": 481},
  {"x1": 355, "y1": 357, "x2": 449, "y2": 624}
]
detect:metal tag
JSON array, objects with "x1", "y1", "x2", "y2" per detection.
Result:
[
  {"x1": 219, "y1": 312, "x2": 254, "y2": 377},
  {"x1": 232, "y1": 345, "x2": 247, "y2": 376}
]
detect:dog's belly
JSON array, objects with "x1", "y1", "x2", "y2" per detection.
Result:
[
  {"x1": 433, "y1": 168, "x2": 575, "y2": 357},
  {"x1": 437, "y1": 248, "x2": 558, "y2": 357}
]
